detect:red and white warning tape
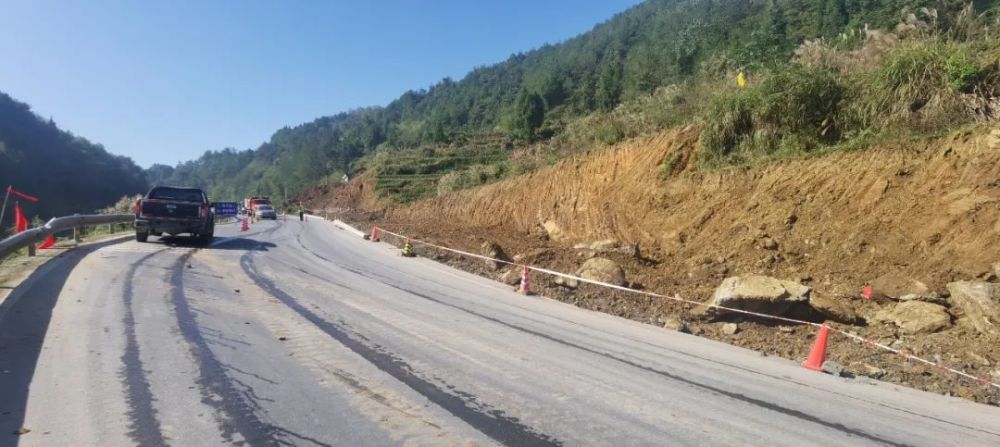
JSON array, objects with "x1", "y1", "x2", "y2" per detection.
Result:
[{"x1": 372, "y1": 226, "x2": 1000, "y2": 391}]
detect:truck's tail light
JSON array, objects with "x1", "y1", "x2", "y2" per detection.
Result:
[
  {"x1": 134, "y1": 199, "x2": 143, "y2": 216},
  {"x1": 199, "y1": 204, "x2": 208, "y2": 218}
]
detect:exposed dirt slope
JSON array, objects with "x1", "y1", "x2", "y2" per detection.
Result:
[
  {"x1": 387, "y1": 125, "x2": 1000, "y2": 294},
  {"x1": 313, "y1": 125, "x2": 1000, "y2": 404}
]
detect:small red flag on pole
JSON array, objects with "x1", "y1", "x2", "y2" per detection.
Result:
[
  {"x1": 14, "y1": 202, "x2": 29, "y2": 233},
  {"x1": 8, "y1": 186, "x2": 39, "y2": 202}
]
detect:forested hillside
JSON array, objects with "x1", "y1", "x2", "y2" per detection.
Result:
[
  {"x1": 0, "y1": 92, "x2": 147, "y2": 222},
  {"x1": 151, "y1": 0, "x2": 995, "y2": 203}
]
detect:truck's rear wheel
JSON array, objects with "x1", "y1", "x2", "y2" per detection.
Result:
[{"x1": 136, "y1": 231, "x2": 149, "y2": 243}]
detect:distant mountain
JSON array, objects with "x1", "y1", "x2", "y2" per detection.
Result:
[
  {"x1": 0, "y1": 92, "x2": 147, "y2": 225},
  {"x1": 154, "y1": 0, "x2": 986, "y2": 203}
]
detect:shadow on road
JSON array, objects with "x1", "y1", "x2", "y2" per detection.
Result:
[{"x1": 0, "y1": 238, "x2": 127, "y2": 446}]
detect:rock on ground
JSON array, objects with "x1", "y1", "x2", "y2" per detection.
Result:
[
  {"x1": 809, "y1": 292, "x2": 860, "y2": 324},
  {"x1": 480, "y1": 241, "x2": 510, "y2": 271},
  {"x1": 576, "y1": 258, "x2": 626, "y2": 286},
  {"x1": 721, "y1": 323, "x2": 739, "y2": 335},
  {"x1": 499, "y1": 268, "x2": 522, "y2": 286},
  {"x1": 898, "y1": 293, "x2": 949, "y2": 305},
  {"x1": 661, "y1": 317, "x2": 688, "y2": 332},
  {"x1": 554, "y1": 275, "x2": 580, "y2": 289},
  {"x1": 869, "y1": 273, "x2": 930, "y2": 301},
  {"x1": 705, "y1": 276, "x2": 811, "y2": 317},
  {"x1": 822, "y1": 360, "x2": 846, "y2": 377},
  {"x1": 589, "y1": 239, "x2": 619, "y2": 251},
  {"x1": 946, "y1": 281, "x2": 1000, "y2": 335},
  {"x1": 542, "y1": 220, "x2": 565, "y2": 242},
  {"x1": 874, "y1": 301, "x2": 952, "y2": 334}
]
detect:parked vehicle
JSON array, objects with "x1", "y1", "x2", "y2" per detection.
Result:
[
  {"x1": 244, "y1": 196, "x2": 271, "y2": 217},
  {"x1": 134, "y1": 186, "x2": 215, "y2": 244},
  {"x1": 256, "y1": 204, "x2": 277, "y2": 220}
]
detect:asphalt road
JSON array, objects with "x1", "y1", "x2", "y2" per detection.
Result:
[{"x1": 2, "y1": 216, "x2": 999, "y2": 446}]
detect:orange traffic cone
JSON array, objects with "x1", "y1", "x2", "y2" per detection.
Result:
[
  {"x1": 241, "y1": 217, "x2": 249, "y2": 232},
  {"x1": 369, "y1": 227, "x2": 380, "y2": 242},
  {"x1": 518, "y1": 265, "x2": 531, "y2": 295},
  {"x1": 801, "y1": 324, "x2": 830, "y2": 371}
]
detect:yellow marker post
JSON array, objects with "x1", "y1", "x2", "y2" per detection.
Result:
[{"x1": 737, "y1": 71, "x2": 747, "y2": 88}]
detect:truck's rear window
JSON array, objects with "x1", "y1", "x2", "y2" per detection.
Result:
[{"x1": 148, "y1": 187, "x2": 204, "y2": 202}]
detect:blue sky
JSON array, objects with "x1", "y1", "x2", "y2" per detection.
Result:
[{"x1": 0, "y1": 1, "x2": 641, "y2": 167}]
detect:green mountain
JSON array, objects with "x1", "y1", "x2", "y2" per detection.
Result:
[
  {"x1": 150, "y1": 0, "x2": 990, "y2": 203},
  {"x1": 0, "y1": 92, "x2": 147, "y2": 225}
]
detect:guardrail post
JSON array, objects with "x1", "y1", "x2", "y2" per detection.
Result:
[
  {"x1": 108, "y1": 223, "x2": 114, "y2": 234},
  {"x1": 27, "y1": 243, "x2": 35, "y2": 257},
  {"x1": 73, "y1": 227, "x2": 81, "y2": 243}
]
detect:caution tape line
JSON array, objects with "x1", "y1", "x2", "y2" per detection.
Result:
[{"x1": 373, "y1": 226, "x2": 1000, "y2": 391}]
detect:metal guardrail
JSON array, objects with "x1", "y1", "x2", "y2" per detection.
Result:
[{"x1": 0, "y1": 213, "x2": 133, "y2": 259}]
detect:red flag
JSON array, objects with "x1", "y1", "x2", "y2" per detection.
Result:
[
  {"x1": 38, "y1": 234, "x2": 56, "y2": 249},
  {"x1": 7, "y1": 186, "x2": 39, "y2": 202},
  {"x1": 14, "y1": 202, "x2": 28, "y2": 233}
]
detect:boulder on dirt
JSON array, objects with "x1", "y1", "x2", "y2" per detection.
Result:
[
  {"x1": 662, "y1": 317, "x2": 688, "y2": 332},
  {"x1": 869, "y1": 273, "x2": 930, "y2": 301},
  {"x1": 874, "y1": 301, "x2": 952, "y2": 334},
  {"x1": 499, "y1": 268, "x2": 522, "y2": 286},
  {"x1": 809, "y1": 292, "x2": 860, "y2": 324},
  {"x1": 589, "y1": 239, "x2": 619, "y2": 251},
  {"x1": 897, "y1": 293, "x2": 948, "y2": 305},
  {"x1": 704, "y1": 276, "x2": 811, "y2": 317},
  {"x1": 554, "y1": 275, "x2": 580, "y2": 289},
  {"x1": 946, "y1": 281, "x2": 1000, "y2": 335},
  {"x1": 480, "y1": 241, "x2": 510, "y2": 271},
  {"x1": 721, "y1": 322, "x2": 740, "y2": 335},
  {"x1": 852, "y1": 362, "x2": 886, "y2": 379},
  {"x1": 759, "y1": 237, "x2": 779, "y2": 250},
  {"x1": 542, "y1": 220, "x2": 565, "y2": 241},
  {"x1": 576, "y1": 258, "x2": 626, "y2": 286}
]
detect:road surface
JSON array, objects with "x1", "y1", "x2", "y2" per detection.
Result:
[{"x1": 1, "y1": 217, "x2": 999, "y2": 446}]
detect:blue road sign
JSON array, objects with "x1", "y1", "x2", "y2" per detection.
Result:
[{"x1": 214, "y1": 202, "x2": 239, "y2": 216}]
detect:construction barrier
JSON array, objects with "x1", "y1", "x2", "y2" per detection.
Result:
[
  {"x1": 518, "y1": 265, "x2": 531, "y2": 295},
  {"x1": 368, "y1": 225, "x2": 1000, "y2": 391}
]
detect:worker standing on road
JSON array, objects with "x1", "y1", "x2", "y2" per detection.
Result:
[{"x1": 298, "y1": 203, "x2": 305, "y2": 222}]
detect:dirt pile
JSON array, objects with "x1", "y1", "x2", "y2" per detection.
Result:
[{"x1": 314, "y1": 124, "x2": 1000, "y2": 404}]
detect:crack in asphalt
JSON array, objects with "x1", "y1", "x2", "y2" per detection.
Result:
[{"x1": 239, "y1": 251, "x2": 562, "y2": 447}]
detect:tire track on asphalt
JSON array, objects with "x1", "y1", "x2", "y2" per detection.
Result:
[
  {"x1": 171, "y1": 245, "x2": 331, "y2": 447},
  {"x1": 121, "y1": 249, "x2": 171, "y2": 447},
  {"x1": 239, "y1": 250, "x2": 561, "y2": 447}
]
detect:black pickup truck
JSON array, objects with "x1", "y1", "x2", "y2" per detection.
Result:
[{"x1": 134, "y1": 186, "x2": 215, "y2": 244}]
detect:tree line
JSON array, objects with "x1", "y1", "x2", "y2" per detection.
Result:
[
  {"x1": 0, "y1": 92, "x2": 147, "y2": 226},
  {"x1": 4, "y1": 0, "x2": 988, "y2": 217},
  {"x1": 152, "y1": 0, "x2": 986, "y2": 203}
]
